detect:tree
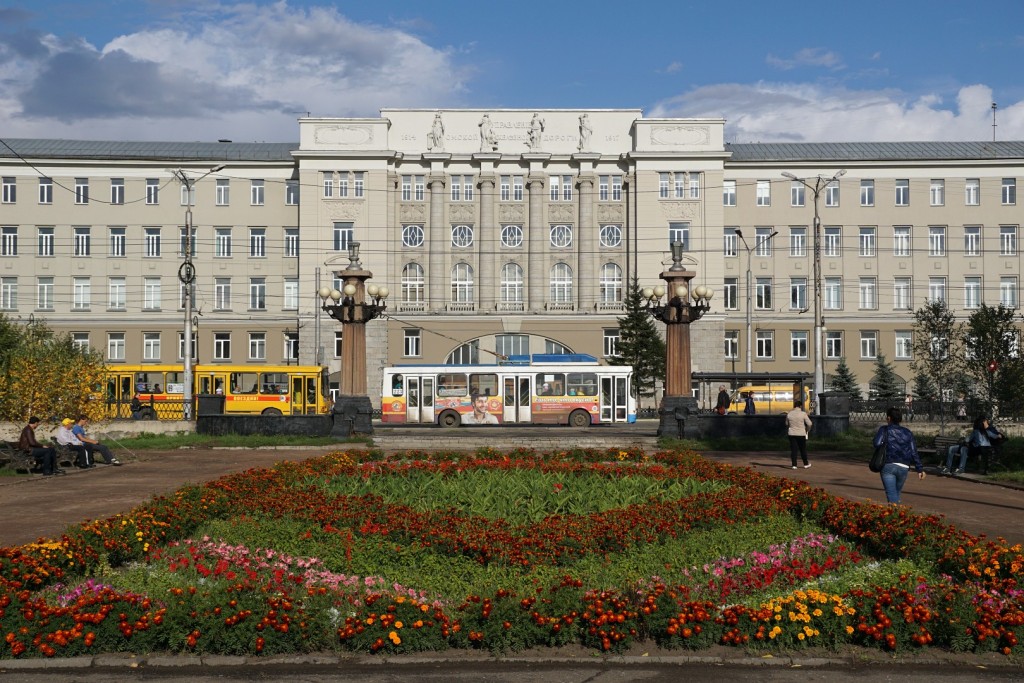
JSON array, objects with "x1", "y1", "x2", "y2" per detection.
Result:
[
  {"x1": 0, "y1": 316, "x2": 107, "y2": 422},
  {"x1": 962, "y1": 303, "x2": 1023, "y2": 418},
  {"x1": 869, "y1": 354, "x2": 902, "y2": 400},
  {"x1": 610, "y1": 277, "x2": 666, "y2": 408},
  {"x1": 829, "y1": 357, "x2": 861, "y2": 400},
  {"x1": 910, "y1": 300, "x2": 965, "y2": 431},
  {"x1": 912, "y1": 371, "x2": 938, "y2": 402}
]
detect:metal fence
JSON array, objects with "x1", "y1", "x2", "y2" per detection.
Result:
[{"x1": 849, "y1": 398, "x2": 1021, "y2": 423}]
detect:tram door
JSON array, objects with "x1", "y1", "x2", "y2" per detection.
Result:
[
  {"x1": 600, "y1": 376, "x2": 629, "y2": 423},
  {"x1": 502, "y1": 375, "x2": 532, "y2": 423},
  {"x1": 405, "y1": 376, "x2": 436, "y2": 424}
]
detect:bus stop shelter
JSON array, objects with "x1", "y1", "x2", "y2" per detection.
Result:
[{"x1": 691, "y1": 372, "x2": 811, "y2": 412}]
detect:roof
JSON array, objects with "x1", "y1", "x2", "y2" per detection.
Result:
[
  {"x1": 726, "y1": 141, "x2": 1024, "y2": 162},
  {"x1": 0, "y1": 139, "x2": 298, "y2": 162}
]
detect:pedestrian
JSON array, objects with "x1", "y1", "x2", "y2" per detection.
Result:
[
  {"x1": 904, "y1": 393, "x2": 914, "y2": 422},
  {"x1": 873, "y1": 407, "x2": 925, "y2": 505},
  {"x1": 17, "y1": 416, "x2": 63, "y2": 475},
  {"x1": 743, "y1": 392, "x2": 756, "y2": 415},
  {"x1": 72, "y1": 416, "x2": 123, "y2": 466},
  {"x1": 785, "y1": 399, "x2": 813, "y2": 469},
  {"x1": 56, "y1": 417, "x2": 91, "y2": 468},
  {"x1": 715, "y1": 385, "x2": 731, "y2": 415},
  {"x1": 968, "y1": 414, "x2": 1006, "y2": 475}
]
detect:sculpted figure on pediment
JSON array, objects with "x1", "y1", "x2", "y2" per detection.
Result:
[
  {"x1": 479, "y1": 114, "x2": 498, "y2": 152},
  {"x1": 427, "y1": 113, "x2": 445, "y2": 152}
]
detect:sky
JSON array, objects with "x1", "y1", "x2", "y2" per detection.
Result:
[{"x1": 0, "y1": 0, "x2": 1022, "y2": 144}]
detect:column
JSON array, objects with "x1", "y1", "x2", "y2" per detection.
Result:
[
  {"x1": 428, "y1": 175, "x2": 446, "y2": 310},
  {"x1": 527, "y1": 174, "x2": 546, "y2": 312},
  {"x1": 478, "y1": 174, "x2": 497, "y2": 311},
  {"x1": 577, "y1": 174, "x2": 596, "y2": 311}
]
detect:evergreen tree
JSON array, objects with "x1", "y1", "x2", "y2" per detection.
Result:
[
  {"x1": 912, "y1": 371, "x2": 938, "y2": 401},
  {"x1": 609, "y1": 277, "x2": 666, "y2": 408},
  {"x1": 829, "y1": 357, "x2": 861, "y2": 400},
  {"x1": 869, "y1": 354, "x2": 903, "y2": 400}
]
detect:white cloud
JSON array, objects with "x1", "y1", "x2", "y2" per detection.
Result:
[
  {"x1": 649, "y1": 82, "x2": 1024, "y2": 142},
  {"x1": 766, "y1": 48, "x2": 844, "y2": 71}
]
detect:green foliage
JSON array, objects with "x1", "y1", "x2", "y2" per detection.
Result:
[
  {"x1": 868, "y1": 354, "x2": 903, "y2": 399},
  {"x1": 912, "y1": 371, "x2": 938, "y2": 401},
  {"x1": 829, "y1": 357, "x2": 861, "y2": 400},
  {"x1": 911, "y1": 300, "x2": 964, "y2": 428},
  {"x1": 963, "y1": 304, "x2": 1024, "y2": 418},
  {"x1": 609, "y1": 277, "x2": 666, "y2": 404}
]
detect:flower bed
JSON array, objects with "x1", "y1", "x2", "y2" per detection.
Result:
[{"x1": 1, "y1": 447, "x2": 1023, "y2": 658}]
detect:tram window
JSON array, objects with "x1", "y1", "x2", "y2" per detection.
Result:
[
  {"x1": 567, "y1": 372, "x2": 598, "y2": 397},
  {"x1": 165, "y1": 371, "x2": 184, "y2": 394},
  {"x1": 469, "y1": 373, "x2": 498, "y2": 396},
  {"x1": 134, "y1": 372, "x2": 163, "y2": 393},
  {"x1": 231, "y1": 372, "x2": 258, "y2": 394},
  {"x1": 261, "y1": 372, "x2": 289, "y2": 394}
]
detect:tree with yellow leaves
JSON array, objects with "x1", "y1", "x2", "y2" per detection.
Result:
[{"x1": 0, "y1": 315, "x2": 107, "y2": 423}]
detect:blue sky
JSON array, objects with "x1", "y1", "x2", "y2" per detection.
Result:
[{"x1": 0, "y1": 0, "x2": 1022, "y2": 143}]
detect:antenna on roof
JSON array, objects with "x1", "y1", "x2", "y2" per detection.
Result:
[{"x1": 992, "y1": 102, "x2": 998, "y2": 143}]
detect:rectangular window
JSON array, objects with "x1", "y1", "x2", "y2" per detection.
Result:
[
  {"x1": 893, "y1": 277, "x2": 912, "y2": 310},
  {"x1": 722, "y1": 180, "x2": 736, "y2": 206},
  {"x1": 108, "y1": 277, "x2": 126, "y2": 310},
  {"x1": 791, "y1": 331, "x2": 808, "y2": 359},
  {"x1": 659, "y1": 173, "x2": 669, "y2": 199},
  {"x1": 286, "y1": 179, "x2": 299, "y2": 205},
  {"x1": 789, "y1": 227, "x2": 806, "y2": 257},
  {"x1": 928, "y1": 225, "x2": 946, "y2": 256},
  {"x1": 723, "y1": 278, "x2": 738, "y2": 310},
  {"x1": 755, "y1": 330, "x2": 774, "y2": 359},
  {"x1": 513, "y1": 176, "x2": 523, "y2": 201},
  {"x1": 354, "y1": 172, "x2": 364, "y2": 198},
  {"x1": 323, "y1": 173, "x2": 334, "y2": 198},
  {"x1": 284, "y1": 332, "x2": 299, "y2": 361},
  {"x1": 180, "y1": 184, "x2": 195, "y2": 206},
  {"x1": 143, "y1": 332, "x2": 161, "y2": 361},
  {"x1": 284, "y1": 228, "x2": 299, "y2": 257},
  {"x1": 724, "y1": 331, "x2": 739, "y2": 360},
  {"x1": 250, "y1": 179, "x2": 264, "y2": 205},
  {"x1": 71, "y1": 333, "x2": 89, "y2": 351},
  {"x1": 754, "y1": 227, "x2": 775, "y2": 256},
  {"x1": 0, "y1": 226, "x2": 16, "y2": 256},
  {"x1": 689, "y1": 173, "x2": 701, "y2": 199},
  {"x1": 929, "y1": 179, "x2": 945, "y2": 206},
  {"x1": 216, "y1": 178, "x2": 230, "y2": 205},
  {"x1": 38, "y1": 178, "x2": 52, "y2": 204},
  {"x1": 404, "y1": 329, "x2": 422, "y2": 357},
  {"x1": 756, "y1": 180, "x2": 771, "y2": 206},
  {"x1": 893, "y1": 226, "x2": 910, "y2": 257},
  {"x1": 36, "y1": 277, "x2": 53, "y2": 310},
  {"x1": 75, "y1": 178, "x2": 89, "y2": 204},
  {"x1": 860, "y1": 331, "x2": 878, "y2": 359},
  {"x1": 283, "y1": 278, "x2": 298, "y2": 310},
  {"x1": 214, "y1": 333, "x2": 231, "y2": 360},
  {"x1": 824, "y1": 277, "x2": 842, "y2": 310},
  {"x1": 860, "y1": 179, "x2": 875, "y2": 206},
  {"x1": 144, "y1": 227, "x2": 161, "y2": 257},
  {"x1": 1002, "y1": 178, "x2": 1016, "y2": 205},
  {"x1": 414, "y1": 175, "x2": 425, "y2": 201},
  {"x1": 895, "y1": 331, "x2": 913, "y2": 360},
  {"x1": 723, "y1": 228, "x2": 738, "y2": 257},
  {"x1": 674, "y1": 173, "x2": 685, "y2": 198},
  {"x1": 109, "y1": 227, "x2": 126, "y2": 257},
  {"x1": 248, "y1": 333, "x2": 266, "y2": 361},
  {"x1": 1001, "y1": 277, "x2": 1018, "y2": 308},
  {"x1": 500, "y1": 175, "x2": 510, "y2": 201},
  {"x1": 110, "y1": 178, "x2": 124, "y2": 205},
  {"x1": 964, "y1": 226, "x2": 981, "y2": 256},
  {"x1": 790, "y1": 181, "x2": 805, "y2": 207},
  {"x1": 37, "y1": 227, "x2": 53, "y2": 256},
  {"x1": 215, "y1": 278, "x2": 231, "y2": 310},
  {"x1": 823, "y1": 226, "x2": 841, "y2": 257},
  {"x1": 1, "y1": 177, "x2": 14, "y2": 203},
  {"x1": 755, "y1": 277, "x2": 772, "y2": 310},
  {"x1": 0, "y1": 277, "x2": 16, "y2": 310},
  {"x1": 1000, "y1": 225, "x2": 1017, "y2": 256},
  {"x1": 668, "y1": 222, "x2": 690, "y2": 250},
  {"x1": 215, "y1": 228, "x2": 232, "y2": 257},
  {"x1": 338, "y1": 174, "x2": 349, "y2": 197},
  {"x1": 143, "y1": 277, "x2": 161, "y2": 309},
  {"x1": 965, "y1": 178, "x2": 980, "y2": 206},
  {"x1": 790, "y1": 278, "x2": 807, "y2": 310},
  {"x1": 177, "y1": 226, "x2": 195, "y2": 257},
  {"x1": 334, "y1": 331, "x2": 343, "y2": 358},
  {"x1": 825, "y1": 331, "x2": 843, "y2": 359},
  {"x1": 964, "y1": 277, "x2": 982, "y2": 309},
  {"x1": 859, "y1": 277, "x2": 877, "y2": 310},
  {"x1": 858, "y1": 226, "x2": 876, "y2": 256},
  {"x1": 825, "y1": 180, "x2": 840, "y2": 207},
  {"x1": 929, "y1": 276, "x2": 946, "y2": 302},
  {"x1": 146, "y1": 178, "x2": 159, "y2": 204},
  {"x1": 451, "y1": 175, "x2": 474, "y2": 202},
  {"x1": 602, "y1": 329, "x2": 620, "y2": 358},
  {"x1": 108, "y1": 332, "x2": 125, "y2": 361},
  {"x1": 895, "y1": 179, "x2": 910, "y2": 206},
  {"x1": 333, "y1": 222, "x2": 353, "y2": 251},
  {"x1": 73, "y1": 277, "x2": 91, "y2": 310},
  {"x1": 249, "y1": 278, "x2": 266, "y2": 310},
  {"x1": 74, "y1": 226, "x2": 91, "y2": 256},
  {"x1": 249, "y1": 227, "x2": 266, "y2": 257}
]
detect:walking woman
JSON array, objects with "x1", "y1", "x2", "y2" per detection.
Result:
[
  {"x1": 873, "y1": 407, "x2": 925, "y2": 504},
  {"x1": 784, "y1": 399, "x2": 813, "y2": 469}
]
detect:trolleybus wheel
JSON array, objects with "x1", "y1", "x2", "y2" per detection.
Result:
[
  {"x1": 568, "y1": 409, "x2": 591, "y2": 428},
  {"x1": 439, "y1": 410, "x2": 461, "y2": 428}
]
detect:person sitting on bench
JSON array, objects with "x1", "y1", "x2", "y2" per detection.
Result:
[{"x1": 17, "y1": 416, "x2": 63, "y2": 476}]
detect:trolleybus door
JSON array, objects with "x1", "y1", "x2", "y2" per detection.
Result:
[
  {"x1": 405, "y1": 376, "x2": 436, "y2": 424},
  {"x1": 502, "y1": 375, "x2": 532, "y2": 423},
  {"x1": 600, "y1": 376, "x2": 628, "y2": 422}
]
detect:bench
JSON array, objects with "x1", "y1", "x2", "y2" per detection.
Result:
[
  {"x1": 918, "y1": 433, "x2": 965, "y2": 466},
  {"x1": 0, "y1": 441, "x2": 43, "y2": 475},
  {"x1": 50, "y1": 440, "x2": 78, "y2": 469}
]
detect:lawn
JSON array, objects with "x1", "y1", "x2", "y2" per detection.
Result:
[{"x1": 1, "y1": 445, "x2": 1023, "y2": 658}]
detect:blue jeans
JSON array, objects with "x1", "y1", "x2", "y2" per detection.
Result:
[{"x1": 880, "y1": 463, "x2": 910, "y2": 504}]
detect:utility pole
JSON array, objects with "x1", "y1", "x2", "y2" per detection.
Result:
[{"x1": 735, "y1": 229, "x2": 778, "y2": 373}]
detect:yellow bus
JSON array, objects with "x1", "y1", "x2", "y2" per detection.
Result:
[{"x1": 103, "y1": 364, "x2": 330, "y2": 419}]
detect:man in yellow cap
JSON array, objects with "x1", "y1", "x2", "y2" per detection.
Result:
[{"x1": 55, "y1": 417, "x2": 91, "y2": 467}]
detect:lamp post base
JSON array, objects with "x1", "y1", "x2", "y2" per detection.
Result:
[
  {"x1": 656, "y1": 395, "x2": 700, "y2": 439},
  {"x1": 331, "y1": 395, "x2": 375, "y2": 438}
]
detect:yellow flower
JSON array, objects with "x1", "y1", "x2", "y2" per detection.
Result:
[
  {"x1": 388, "y1": 631, "x2": 401, "y2": 645},
  {"x1": 394, "y1": 621, "x2": 403, "y2": 629}
]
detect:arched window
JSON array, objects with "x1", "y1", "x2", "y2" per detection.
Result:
[
  {"x1": 550, "y1": 262, "x2": 573, "y2": 303},
  {"x1": 599, "y1": 263, "x2": 623, "y2": 303},
  {"x1": 401, "y1": 263, "x2": 424, "y2": 303},
  {"x1": 446, "y1": 340, "x2": 479, "y2": 365},
  {"x1": 500, "y1": 262, "x2": 523, "y2": 303},
  {"x1": 451, "y1": 263, "x2": 474, "y2": 303}
]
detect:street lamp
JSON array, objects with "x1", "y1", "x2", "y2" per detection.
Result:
[
  {"x1": 172, "y1": 164, "x2": 225, "y2": 420},
  {"x1": 781, "y1": 169, "x2": 846, "y2": 415},
  {"x1": 734, "y1": 229, "x2": 778, "y2": 373},
  {"x1": 317, "y1": 242, "x2": 389, "y2": 436},
  {"x1": 640, "y1": 241, "x2": 714, "y2": 437}
]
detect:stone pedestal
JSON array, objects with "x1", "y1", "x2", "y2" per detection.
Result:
[
  {"x1": 656, "y1": 395, "x2": 700, "y2": 439},
  {"x1": 332, "y1": 395, "x2": 375, "y2": 437}
]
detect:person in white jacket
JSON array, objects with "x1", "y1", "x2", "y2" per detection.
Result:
[{"x1": 784, "y1": 400, "x2": 813, "y2": 469}]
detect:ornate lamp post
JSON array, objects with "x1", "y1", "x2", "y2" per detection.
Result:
[
  {"x1": 317, "y1": 242, "x2": 389, "y2": 436},
  {"x1": 642, "y1": 241, "x2": 714, "y2": 438}
]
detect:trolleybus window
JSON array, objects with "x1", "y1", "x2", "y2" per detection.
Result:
[
  {"x1": 391, "y1": 374, "x2": 404, "y2": 396},
  {"x1": 567, "y1": 372, "x2": 598, "y2": 396},
  {"x1": 537, "y1": 373, "x2": 564, "y2": 396},
  {"x1": 469, "y1": 373, "x2": 498, "y2": 396},
  {"x1": 437, "y1": 373, "x2": 468, "y2": 397},
  {"x1": 261, "y1": 372, "x2": 289, "y2": 394},
  {"x1": 231, "y1": 372, "x2": 259, "y2": 394}
]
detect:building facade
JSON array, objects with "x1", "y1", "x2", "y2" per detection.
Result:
[{"x1": 2, "y1": 112, "x2": 1022, "y2": 408}]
